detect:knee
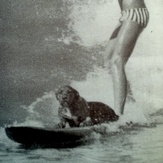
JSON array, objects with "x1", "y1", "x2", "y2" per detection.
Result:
[{"x1": 110, "y1": 54, "x2": 126, "y2": 73}]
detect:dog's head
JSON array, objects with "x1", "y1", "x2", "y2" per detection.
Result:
[{"x1": 55, "y1": 85, "x2": 79, "y2": 106}]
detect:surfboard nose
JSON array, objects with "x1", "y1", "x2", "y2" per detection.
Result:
[
  {"x1": 5, "y1": 127, "x2": 19, "y2": 140},
  {"x1": 5, "y1": 127, "x2": 15, "y2": 142},
  {"x1": 5, "y1": 127, "x2": 31, "y2": 144},
  {"x1": 5, "y1": 127, "x2": 11, "y2": 136}
]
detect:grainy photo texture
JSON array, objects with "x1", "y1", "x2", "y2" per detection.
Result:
[{"x1": 0, "y1": 0, "x2": 163, "y2": 162}]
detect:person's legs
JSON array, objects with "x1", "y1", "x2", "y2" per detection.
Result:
[
  {"x1": 104, "y1": 38, "x2": 116, "y2": 71},
  {"x1": 110, "y1": 21, "x2": 143, "y2": 115},
  {"x1": 104, "y1": 23, "x2": 122, "y2": 71}
]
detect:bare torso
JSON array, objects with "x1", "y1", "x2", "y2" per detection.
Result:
[{"x1": 118, "y1": 0, "x2": 146, "y2": 10}]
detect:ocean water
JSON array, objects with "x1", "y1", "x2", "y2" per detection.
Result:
[
  {"x1": 1, "y1": 0, "x2": 163, "y2": 162},
  {"x1": 1, "y1": 119, "x2": 163, "y2": 163}
]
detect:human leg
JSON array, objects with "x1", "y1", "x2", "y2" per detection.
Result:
[
  {"x1": 104, "y1": 24, "x2": 122, "y2": 70},
  {"x1": 110, "y1": 21, "x2": 143, "y2": 115},
  {"x1": 104, "y1": 38, "x2": 116, "y2": 71}
]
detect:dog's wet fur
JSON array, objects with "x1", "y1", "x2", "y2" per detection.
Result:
[{"x1": 55, "y1": 85, "x2": 119, "y2": 128}]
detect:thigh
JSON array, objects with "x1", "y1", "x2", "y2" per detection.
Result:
[
  {"x1": 113, "y1": 21, "x2": 143, "y2": 62},
  {"x1": 104, "y1": 23, "x2": 122, "y2": 62},
  {"x1": 110, "y1": 23, "x2": 122, "y2": 40}
]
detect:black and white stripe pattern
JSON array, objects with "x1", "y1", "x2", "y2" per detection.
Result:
[{"x1": 120, "y1": 8, "x2": 149, "y2": 27}]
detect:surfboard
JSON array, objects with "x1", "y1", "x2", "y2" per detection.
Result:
[{"x1": 5, "y1": 126, "x2": 95, "y2": 148}]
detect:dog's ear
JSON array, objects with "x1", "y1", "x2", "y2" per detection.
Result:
[
  {"x1": 68, "y1": 86, "x2": 80, "y2": 101},
  {"x1": 74, "y1": 89, "x2": 79, "y2": 101}
]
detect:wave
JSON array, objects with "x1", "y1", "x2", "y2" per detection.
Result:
[
  {"x1": 6, "y1": 64, "x2": 162, "y2": 129},
  {"x1": 1, "y1": 0, "x2": 163, "y2": 130}
]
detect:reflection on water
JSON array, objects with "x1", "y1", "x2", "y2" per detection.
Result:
[{"x1": 0, "y1": 124, "x2": 163, "y2": 163}]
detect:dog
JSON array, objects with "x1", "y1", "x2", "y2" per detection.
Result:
[{"x1": 55, "y1": 85, "x2": 119, "y2": 128}]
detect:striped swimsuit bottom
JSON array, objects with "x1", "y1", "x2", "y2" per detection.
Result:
[{"x1": 119, "y1": 8, "x2": 149, "y2": 27}]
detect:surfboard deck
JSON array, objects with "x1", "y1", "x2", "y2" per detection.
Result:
[{"x1": 5, "y1": 126, "x2": 95, "y2": 148}]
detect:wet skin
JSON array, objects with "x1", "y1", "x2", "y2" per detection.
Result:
[
  {"x1": 104, "y1": 0, "x2": 148, "y2": 115},
  {"x1": 119, "y1": 0, "x2": 146, "y2": 10}
]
